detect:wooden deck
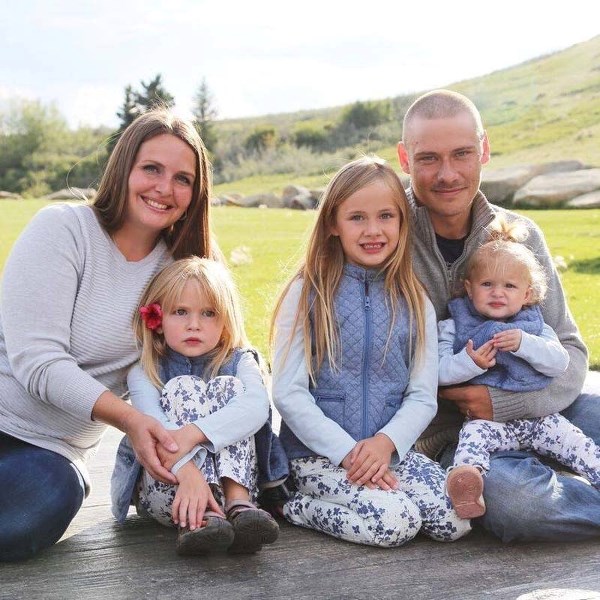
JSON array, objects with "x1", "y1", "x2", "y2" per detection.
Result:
[{"x1": 2, "y1": 420, "x2": 600, "y2": 599}]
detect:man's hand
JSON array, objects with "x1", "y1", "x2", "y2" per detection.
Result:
[
  {"x1": 492, "y1": 329, "x2": 522, "y2": 353},
  {"x1": 438, "y1": 384, "x2": 493, "y2": 420},
  {"x1": 465, "y1": 339, "x2": 497, "y2": 369}
]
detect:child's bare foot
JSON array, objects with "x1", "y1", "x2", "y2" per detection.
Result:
[{"x1": 446, "y1": 465, "x2": 486, "y2": 519}]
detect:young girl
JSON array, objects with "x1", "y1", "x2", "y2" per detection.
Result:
[
  {"x1": 270, "y1": 156, "x2": 471, "y2": 547},
  {"x1": 439, "y1": 218, "x2": 600, "y2": 518},
  {"x1": 111, "y1": 257, "x2": 283, "y2": 555}
]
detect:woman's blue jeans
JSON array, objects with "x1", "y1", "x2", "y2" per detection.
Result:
[
  {"x1": 440, "y1": 390, "x2": 600, "y2": 543},
  {"x1": 0, "y1": 433, "x2": 84, "y2": 561}
]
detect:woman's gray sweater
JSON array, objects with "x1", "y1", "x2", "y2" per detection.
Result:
[{"x1": 0, "y1": 204, "x2": 171, "y2": 491}]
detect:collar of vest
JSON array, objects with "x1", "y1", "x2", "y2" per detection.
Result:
[
  {"x1": 163, "y1": 347, "x2": 212, "y2": 370},
  {"x1": 343, "y1": 262, "x2": 385, "y2": 282}
]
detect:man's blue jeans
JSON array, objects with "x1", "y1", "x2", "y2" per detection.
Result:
[
  {"x1": 0, "y1": 433, "x2": 84, "y2": 561},
  {"x1": 440, "y1": 389, "x2": 600, "y2": 543}
]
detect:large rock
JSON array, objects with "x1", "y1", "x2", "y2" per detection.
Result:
[
  {"x1": 282, "y1": 184, "x2": 317, "y2": 210},
  {"x1": 567, "y1": 190, "x2": 600, "y2": 208},
  {"x1": 513, "y1": 168, "x2": 600, "y2": 207},
  {"x1": 45, "y1": 187, "x2": 97, "y2": 201},
  {"x1": 227, "y1": 193, "x2": 283, "y2": 208},
  {"x1": 0, "y1": 191, "x2": 23, "y2": 200},
  {"x1": 218, "y1": 193, "x2": 243, "y2": 206},
  {"x1": 481, "y1": 161, "x2": 585, "y2": 206}
]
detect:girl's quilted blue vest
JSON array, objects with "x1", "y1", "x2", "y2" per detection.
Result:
[
  {"x1": 280, "y1": 263, "x2": 413, "y2": 460},
  {"x1": 449, "y1": 296, "x2": 551, "y2": 392},
  {"x1": 160, "y1": 346, "x2": 245, "y2": 382}
]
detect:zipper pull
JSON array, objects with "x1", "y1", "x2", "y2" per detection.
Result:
[{"x1": 364, "y1": 280, "x2": 371, "y2": 309}]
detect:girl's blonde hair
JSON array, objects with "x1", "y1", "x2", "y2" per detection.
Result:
[
  {"x1": 93, "y1": 108, "x2": 215, "y2": 260},
  {"x1": 270, "y1": 156, "x2": 426, "y2": 382},
  {"x1": 136, "y1": 257, "x2": 249, "y2": 387},
  {"x1": 464, "y1": 216, "x2": 547, "y2": 304}
]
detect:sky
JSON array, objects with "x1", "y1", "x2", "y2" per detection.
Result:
[{"x1": 1, "y1": 0, "x2": 598, "y2": 129}]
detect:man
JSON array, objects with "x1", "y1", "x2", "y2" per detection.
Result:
[{"x1": 397, "y1": 89, "x2": 600, "y2": 542}]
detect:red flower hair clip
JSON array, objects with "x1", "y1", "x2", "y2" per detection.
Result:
[{"x1": 139, "y1": 303, "x2": 162, "y2": 331}]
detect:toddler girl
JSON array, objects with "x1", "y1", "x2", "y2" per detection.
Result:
[
  {"x1": 111, "y1": 257, "x2": 285, "y2": 555},
  {"x1": 440, "y1": 217, "x2": 600, "y2": 518}
]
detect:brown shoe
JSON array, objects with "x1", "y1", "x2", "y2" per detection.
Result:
[
  {"x1": 446, "y1": 465, "x2": 486, "y2": 519},
  {"x1": 225, "y1": 500, "x2": 280, "y2": 554},
  {"x1": 176, "y1": 511, "x2": 234, "y2": 556}
]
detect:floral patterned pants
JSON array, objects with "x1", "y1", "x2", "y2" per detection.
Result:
[
  {"x1": 136, "y1": 375, "x2": 257, "y2": 527},
  {"x1": 284, "y1": 450, "x2": 471, "y2": 547},
  {"x1": 454, "y1": 414, "x2": 600, "y2": 489}
]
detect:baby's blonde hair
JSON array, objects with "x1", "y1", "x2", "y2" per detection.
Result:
[
  {"x1": 135, "y1": 257, "x2": 249, "y2": 388},
  {"x1": 464, "y1": 216, "x2": 547, "y2": 305},
  {"x1": 270, "y1": 156, "x2": 426, "y2": 383}
]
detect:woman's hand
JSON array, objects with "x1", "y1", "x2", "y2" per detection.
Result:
[
  {"x1": 172, "y1": 462, "x2": 224, "y2": 529},
  {"x1": 156, "y1": 424, "x2": 208, "y2": 471},
  {"x1": 342, "y1": 434, "x2": 398, "y2": 490},
  {"x1": 92, "y1": 391, "x2": 179, "y2": 484},
  {"x1": 124, "y1": 411, "x2": 180, "y2": 485}
]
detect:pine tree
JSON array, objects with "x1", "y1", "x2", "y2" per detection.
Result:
[
  {"x1": 135, "y1": 74, "x2": 175, "y2": 112},
  {"x1": 191, "y1": 78, "x2": 218, "y2": 153},
  {"x1": 109, "y1": 74, "x2": 175, "y2": 153}
]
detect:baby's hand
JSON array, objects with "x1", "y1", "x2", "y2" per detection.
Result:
[
  {"x1": 466, "y1": 339, "x2": 497, "y2": 369},
  {"x1": 172, "y1": 462, "x2": 223, "y2": 529},
  {"x1": 492, "y1": 329, "x2": 522, "y2": 353}
]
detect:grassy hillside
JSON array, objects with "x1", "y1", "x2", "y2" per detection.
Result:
[{"x1": 213, "y1": 35, "x2": 600, "y2": 198}]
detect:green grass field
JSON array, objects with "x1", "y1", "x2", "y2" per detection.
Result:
[{"x1": 1, "y1": 201, "x2": 599, "y2": 368}]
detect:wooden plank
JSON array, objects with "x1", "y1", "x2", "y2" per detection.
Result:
[{"x1": 1, "y1": 425, "x2": 600, "y2": 600}]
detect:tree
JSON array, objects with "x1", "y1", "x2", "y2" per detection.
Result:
[
  {"x1": 0, "y1": 99, "x2": 108, "y2": 196},
  {"x1": 109, "y1": 74, "x2": 175, "y2": 152},
  {"x1": 244, "y1": 126, "x2": 277, "y2": 154},
  {"x1": 136, "y1": 74, "x2": 175, "y2": 112},
  {"x1": 192, "y1": 78, "x2": 218, "y2": 153},
  {"x1": 115, "y1": 85, "x2": 140, "y2": 133},
  {"x1": 340, "y1": 100, "x2": 390, "y2": 130}
]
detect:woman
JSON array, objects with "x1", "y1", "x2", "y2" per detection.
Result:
[{"x1": 0, "y1": 108, "x2": 215, "y2": 561}]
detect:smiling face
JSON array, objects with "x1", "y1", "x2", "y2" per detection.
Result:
[
  {"x1": 160, "y1": 279, "x2": 224, "y2": 358},
  {"x1": 465, "y1": 262, "x2": 532, "y2": 321},
  {"x1": 330, "y1": 180, "x2": 400, "y2": 269},
  {"x1": 124, "y1": 133, "x2": 196, "y2": 241},
  {"x1": 398, "y1": 111, "x2": 489, "y2": 238}
]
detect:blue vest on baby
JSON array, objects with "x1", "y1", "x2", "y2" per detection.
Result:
[
  {"x1": 449, "y1": 296, "x2": 551, "y2": 392},
  {"x1": 280, "y1": 263, "x2": 413, "y2": 460}
]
